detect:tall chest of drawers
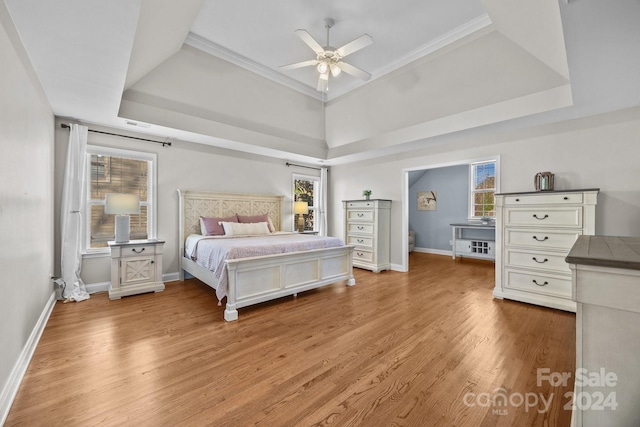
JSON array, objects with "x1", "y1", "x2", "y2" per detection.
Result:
[
  {"x1": 493, "y1": 189, "x2": 598, "y2": 312},
  {"x1": 343, "y1": 199, "x2": 391, "y2": 272}
]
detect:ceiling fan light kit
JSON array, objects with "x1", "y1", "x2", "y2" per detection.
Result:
[{"x1": 279, "y1": 17, "x2": 373, "y2": 92}]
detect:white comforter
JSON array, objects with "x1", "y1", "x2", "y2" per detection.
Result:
[{"x1": 185, "y1": 233, "x2": 345, "y2": 302}]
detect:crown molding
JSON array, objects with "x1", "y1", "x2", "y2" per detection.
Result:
[
  {"x1": 185, "y1": 13, "x2": 492, "y2": 102},
  {"x1": 185, "y1": 32, "x2": 323, "y2": 101}
]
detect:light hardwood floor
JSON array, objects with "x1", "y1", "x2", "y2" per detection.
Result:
[{"x1": 6, "y1": 253, "x2": 575, "y2": 426}]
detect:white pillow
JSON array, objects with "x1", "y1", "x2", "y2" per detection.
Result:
[{"x1": 220, "y1": 221, "x2": 271, "y2": 236}]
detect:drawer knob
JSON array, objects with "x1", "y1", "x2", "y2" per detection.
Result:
[
  {"x1": 532, "y1": 279, "x2": 549, "y2": 286},
  {"x1": 131, "y1": 248, "x2": 146, "y2": 254},
  {"x1": 357, "y1": 213, "x2": 364, "y2": 217},
  {"x1": 532, "y1": 257, "x2": 548, "y2": 264},
  {"x1": 357, "y1": 226, "x2": 364, "y2": 230},
  {"x1": 357, "y1": 252, "x2": 363, "y2": 257},
  {"x1": 532, "y1": 214, "x2": 549, "y2": 220},
  {"x1": 564, "y1": 196, "x2": 569, "y2": 200},
  {"x1": 357, "y1": 239, "x2": 364, "y2": 243},
  {"x1": 515, "y1": 198, "x2": 520, "y2": 202},
  {"x1": 532, "y1": 236, "x2": 549, "y2": 242}
]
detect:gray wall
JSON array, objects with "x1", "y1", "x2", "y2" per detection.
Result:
[
  {"x1": 0, "y1": 3, "x2": 55, "y2": 421},
  {"x1": 53, "y1": 120, "x2": 321, "y2": 286},
  {"x1": 328, "y1": 108, "x2": 640, "y2": 270},
  {"x1": 408, "y1": 165, "x2": 469, "y2": 251}
]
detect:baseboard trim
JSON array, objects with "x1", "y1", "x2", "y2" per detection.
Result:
[
  {"x1": 163, "y1": 272, "x2": 180, "y2": 283},
  {"x1": 86, "y1": 281, "x2": 109, "y2": 294},
  {"x1": 0, "y1": 291, "x2": 57, "y2": 426},
  {"x1": 414, "y1": 247, "x2": 453, "y2": 257}
]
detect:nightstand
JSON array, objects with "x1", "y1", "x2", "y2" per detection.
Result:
[{"x1": 108, "y1": 239, "x2": 165, "y2": 300}]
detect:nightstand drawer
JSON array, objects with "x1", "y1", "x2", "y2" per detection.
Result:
[
  {"x1": 347, "y1": 223, "x2": 374, "y2": 235},
  {"x1": 347, "y1": 235, "x2": 373, "y2": 248},
  {"x1": 504, "y1": 193, "x2": 583, "y2": 205},
  {"x1": 119, "y1": 244, "x2": 156, "y2": 257},
  {"x1": 505, "y1": 249, "x2": 571, "y2": 274},
  {"x1": 346, "y1": 209, "x2": 374, "y2": 222},
  {"x1": 504, "y1": 207, "x2": 583, "y2": 227},
  {"x1": 504, "y1": 269, "x2": 572, "y2": 299},
  {"x1": 505, "y1": 228, "x2": 581, "y2": 250}
]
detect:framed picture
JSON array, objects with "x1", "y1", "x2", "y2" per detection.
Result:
[{"x1": 417, "y1": 191, "x2": 437, "y2": 210}]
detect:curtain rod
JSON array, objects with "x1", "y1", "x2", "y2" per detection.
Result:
[
  {"x1": 286, "y1": 162, "x2": 324, "y2": 171},
  {"x1": 60, "y1": 123, "x2": 171, "y2": 147}
]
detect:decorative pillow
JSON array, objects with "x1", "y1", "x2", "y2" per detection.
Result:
[
  {"x1": 220, "y1": 221, "x2": 271, "y2": 236},
  {"x1": 237, "y1": 213, "x2": 276, "y2": 232},
  {"x1": 200, "y1": 215, "x2": 238, "y2": 236}
]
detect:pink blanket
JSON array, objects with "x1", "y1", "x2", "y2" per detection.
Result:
[{"x1": 186, "y1": 233, "x2": 345, "y2": 301}]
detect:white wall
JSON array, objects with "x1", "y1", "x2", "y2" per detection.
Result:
[
  {"x1": 328, "y1": 108, "x2": 640, "y2": 269},
  {"x1": 0, "y1": 1, "x2": 55, "y2": 421},
  {"x1": 53, "y1": 121, "x2": 321, "y2": 286}
]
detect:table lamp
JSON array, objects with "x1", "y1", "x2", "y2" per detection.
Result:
[
  {"x1": 105, "y1": 193, "x2": 140, "y2": 243},
  {"x1": 294, "y1": 201, "x2": 309, "y2": 233}
]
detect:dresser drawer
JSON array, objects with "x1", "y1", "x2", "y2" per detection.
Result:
[
  {"x1": 347, "y1": 235, "x2": 373, "y2": 248},
  {"x1": 504, "y1": 268, "x2": 572, "y2": 299},
  {"x1": 353, "y1": 249, "x2": 373, "y2": 263},
  {"x1": 346, "y1": 209, "x2": 374, "y2": 222},
  {"x1": 504, "y1": 193, "x2": 583, "y2": 205},
  {"x1": 505, "y1": 249, "x2": 571, "y2": 274},
  {"x1": 505, "y1": 228, "x2": 581, "y2": 250},
  {"x1": 504, "y1": 207, "x2": 583, "y2": 227},
  {"x1": 345, "y1": 201, "x2": 377, "y2": 209},
  {"x1": 347, "y1": 223, "x2": 374, "y2": 235}
]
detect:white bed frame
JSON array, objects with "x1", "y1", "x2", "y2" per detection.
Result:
[{"x1": 178, "y1": 190, "x2": 355, "y2": 321}]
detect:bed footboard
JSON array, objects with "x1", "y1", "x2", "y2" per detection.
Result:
[{"x1": 224, "y1": 245, "x2": 355, "y2": 321}]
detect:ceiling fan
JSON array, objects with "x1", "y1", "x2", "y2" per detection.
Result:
[{"x1": 279, "y1": 18, "x2": 373, "y2": 92}]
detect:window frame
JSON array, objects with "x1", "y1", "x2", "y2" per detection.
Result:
[
  {"x1": 468, "y1": 159, "x2": 499, "y2": 220},
  {"x1": 84, "y1": 145, "x2": 157, "y2": 255},
  {"x1": 292, "y1": 173, "x2": 320, "y2": 232}
]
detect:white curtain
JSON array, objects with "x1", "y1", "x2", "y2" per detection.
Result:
[
  {"x1": 60, "y1": 124, "x2": 90, "y2": 302},
  {"x1": 318, "y1": 167, "x2": 328, "y2": 236}
]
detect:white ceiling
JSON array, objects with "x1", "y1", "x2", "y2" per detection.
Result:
[
  {"x1": 188, "y1": 0, "x2": 487, "y2": 97},
  {"x1": 5, "y1": 0, "x2": 640, "y2": 165}
]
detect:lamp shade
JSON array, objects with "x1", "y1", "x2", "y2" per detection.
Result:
[
  {"x1": 105, "y1": 193, "x2": 140, "y2": 215},
  {"x1": 294, "y1": 201, "x2": 309, "y2": 215}
]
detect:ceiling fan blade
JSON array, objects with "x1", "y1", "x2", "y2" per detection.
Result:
[
  {"x1": 336, "y1": 34, "x2": 373, "y2": 58},
  {"x1": 337, "y1": 61, "x2": 372, "y2": 81},
  {"x1": 295, "y1": 29, "x2": 325, "y2": 55},
  {"x1": 279, "y1": 59, "x2": 318, "y2": 70}
]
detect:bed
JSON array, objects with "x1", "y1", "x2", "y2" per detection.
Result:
[{"x1": 178, "y1": 190, "x2": 356, "y2": 321}]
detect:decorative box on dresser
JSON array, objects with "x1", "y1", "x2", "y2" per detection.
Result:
[
  {"x1": 108, "y1": 239, "x2": 165, "y2": 300},
  {"x1": 493, "y1": 189, "x2": 598, "y2": 311},
  {"x1": 343, "y1": 199, "x2": 391, "y2": 272}
]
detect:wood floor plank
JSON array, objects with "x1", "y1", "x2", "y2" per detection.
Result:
[{"x1": 5, "y1": 253, "x2": 575, "y2": 426}]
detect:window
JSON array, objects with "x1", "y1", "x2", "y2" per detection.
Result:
[
  {"x1": 293, "y1": 174, "x2": 319, "y2": 231},
  {"x1": 85, "y1": 146, "x2": 156, "y2": 252},
  {"x1": 469, "y1": 160, "x2": 497, "y2": 218}
]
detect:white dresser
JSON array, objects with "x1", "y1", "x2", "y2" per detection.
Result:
[
  {"x1": 343, "y1": 199, "x2": 391, "y2": 272},
  {"x1": 567, "y1": 236, "x2": 640, "y2": 426},
  {"x1": 108, "y1": 239, "x2": 165, "y2": 299},
  {"x1": 493, "y1": 189, "x2": 598, "y2": 311}
]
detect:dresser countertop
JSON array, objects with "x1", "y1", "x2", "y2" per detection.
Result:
[
  {"x1": 496, "y1": 188, "x2": 600, "y2": 196},
  {"x1": 566, "y1": 236, "x2": 640, "y2": 270}
]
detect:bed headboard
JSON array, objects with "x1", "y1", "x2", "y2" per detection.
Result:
[{"x1": 177, "y1": 190, "x2": 285, "y2": 267}]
